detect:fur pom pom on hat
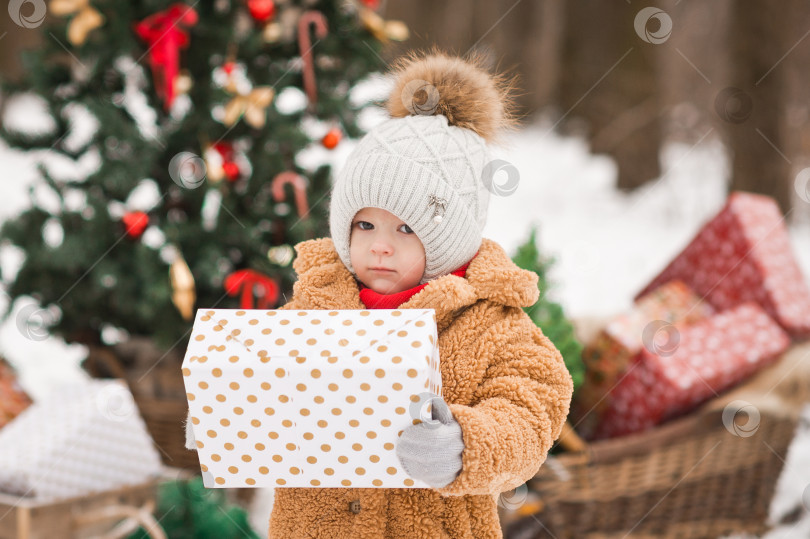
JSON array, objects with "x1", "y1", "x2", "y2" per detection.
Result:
[{"x1": 329, "y1": 48, "x2": 520, "y2": 285}]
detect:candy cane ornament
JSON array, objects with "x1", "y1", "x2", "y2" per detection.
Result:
[
  {"x1": 297, "y1": 10, "x2": 328, "y2": 111},
  {"x1": 271, "y1": 171, "x2": 310, "y2": 218}
]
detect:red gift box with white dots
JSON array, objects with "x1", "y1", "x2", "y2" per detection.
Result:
[
  {"x1": 573, "y1": 280, "x2": 715, "y2": 440},
  {"x1": 592, "y1": 302, "x2": 791, "y2": 440},
  {"x1": 635, "y1": 191, "x2": 810, "y2": 339}
]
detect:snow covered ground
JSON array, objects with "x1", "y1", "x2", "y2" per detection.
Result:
[{"x1": 1, "y1": 80, "x2": 809, "y2": 535}]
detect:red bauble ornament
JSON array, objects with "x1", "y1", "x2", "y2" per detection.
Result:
[
  {"x1": 213, "y1": 141, "x2": 234, "y2": 160},
  {"x1": 223, "y1": 161, "x2": 240, "y2": 181},
  {"x1": 247, "y1": 0, "x2": 276, "y2": 22},
  {"x1": 211, "y1": 142, "x2": 241, "y2": 182},
  {"x1": 123, "y1": 211, "x2": 149, "y2": 239},
  {"x1": 361, "y1": 0, "x2": 380, "y2": 9},
  {"x1": 321, "y1": 127, "x2": 342, "y2": 149}
]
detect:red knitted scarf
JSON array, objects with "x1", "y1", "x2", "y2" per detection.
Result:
[{"x1": 357, "y1": 252, "x2": 478, "y2": 309}]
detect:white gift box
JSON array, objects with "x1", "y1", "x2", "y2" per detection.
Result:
[
  {"x1": 183, "y1": 308, "x2": 442, "y2": 488},
  {"x1": 0, "y1": 379, "x2": 163, "y2": 501}
]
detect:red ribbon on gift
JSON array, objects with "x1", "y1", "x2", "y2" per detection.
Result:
[
  {"x1": 134, "y1": 3, "x2": 198, "y2": 110},
  {"x1": 224, "y1": 269, "x2": 279, "y2": 309}
]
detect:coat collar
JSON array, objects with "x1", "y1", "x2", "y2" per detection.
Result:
[{"x1": 289, "y1": 237, "x2": 539, "y2": 330}]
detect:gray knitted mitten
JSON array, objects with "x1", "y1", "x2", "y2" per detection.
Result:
[
  {"x1": 395, "y1": 397, "x2": 464, "y2": 488},
  {"x1": 184, "y1": 409, "x2": 197, "y2": 450}
]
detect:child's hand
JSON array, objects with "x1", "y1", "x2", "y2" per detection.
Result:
[
  {"x1": 395, "y1": 397, "x2": 464, "y2": 488},
  {"x1": 184, "y1": 409, "x2": 197, "y2": 451}
]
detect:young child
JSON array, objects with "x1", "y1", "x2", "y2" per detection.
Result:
[{"x1": 187, "y1": 48, "x2": 574, "y2": 538}]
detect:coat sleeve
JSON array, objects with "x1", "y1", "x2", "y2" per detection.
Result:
[{"x1": 433, "y1": 306, "x2": 574, "y2": 497}]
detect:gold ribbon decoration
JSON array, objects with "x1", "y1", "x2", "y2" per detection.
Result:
[
  {"x1": 223, "y1": 87, "x2": 275, "y2": 129},
  {"x1": 358, "y1": 7, "x2": 408, "y2": 42},
  {"x1": 50, "y1": 0, "x2": 105, "y2": 46},
  {"x1": 203, "y1": 148, "x2": 225, "y2": 184},
  {"x1": 262, "y1": 21, "x2": 282, "y2": 43},
  {"x1": 169, "y1": 250, "x2": 196, "y2": 321},
  {"x1": 174, "y1": 69, "x2": 193, "y2": 98}
]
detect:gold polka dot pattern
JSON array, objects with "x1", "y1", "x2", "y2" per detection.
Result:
[{"x1": 183, "y1": 308, "x2": 441, "y2": 488}]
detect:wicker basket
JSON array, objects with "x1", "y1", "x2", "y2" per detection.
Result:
[{"x1": 504, "y1": 338, "x2": 810, "y2": 539}]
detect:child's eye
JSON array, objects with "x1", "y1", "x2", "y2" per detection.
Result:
[{"x1": 354, "y1": 221, "x2": 413, "y2": 233}]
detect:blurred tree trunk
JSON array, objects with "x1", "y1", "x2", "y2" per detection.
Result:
[
  {"x1": 777, "y1": 0, "x2": 810, "y2": 223},
  {"x1": 725, "y1": 1, "x2": 793, "y2": 214},
  {"x1": 526, "y1": 0, "x2": 566, "y2": 110},
  {"x1": 656, "y1": 0, "x2": 732, "y2": 142},
  {"x1": 558, "y1": 0, "x2": 662, "y2": 190},
  {"x1": 470, "y1": 0, "x2": 565, "y2": 114},
  {"x1": 382, "y1": 0, "x2": 806, "y2": 214},
  {"x1": 0, "y1": 14, "x2": 44, "y2": 84}
]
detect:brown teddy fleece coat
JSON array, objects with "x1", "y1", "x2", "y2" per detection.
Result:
[{"x1": 267, "y1": 236, "x2": 574, "y2": 538}]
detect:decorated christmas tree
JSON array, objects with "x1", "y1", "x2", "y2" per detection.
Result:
[{"x1": 0, "y1": 0, "x2": 405, "y2": 351}]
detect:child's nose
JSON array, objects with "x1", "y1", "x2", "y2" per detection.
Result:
[{"x1": 370, "y1": 240, "x2": 393, "y2": 256}]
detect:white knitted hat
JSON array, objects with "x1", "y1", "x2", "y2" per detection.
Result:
[{"x1": 329, "y1": 50, "x2": 518, "y2": 285}]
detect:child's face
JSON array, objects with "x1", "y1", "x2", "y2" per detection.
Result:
[{"x1": 349, "y1": 207, "x2": 426, "y2": 294}]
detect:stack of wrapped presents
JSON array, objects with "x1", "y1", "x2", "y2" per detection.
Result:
[{"x1": 572, "y1": 191, "x2": 810, "y2": 440}]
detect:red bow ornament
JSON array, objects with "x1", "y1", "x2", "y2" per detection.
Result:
[
  {"x1": 134, "y1": 4, "x2": 198, "y2": 111},
  {"x1": 224, "y1": 269, "x2": 279, "y2": 309}
]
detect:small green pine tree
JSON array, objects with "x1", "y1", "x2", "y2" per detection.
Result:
[
  {"x1": 127, "y1": 475, "x2": 259, "y2": 538},
  {"x1": 511, "y1": 225, "x2": 585, "y2": 392}
]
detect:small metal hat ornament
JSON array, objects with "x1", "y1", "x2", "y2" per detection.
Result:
[{"x1": 428, "y1": 194, "x2": 448, "y2": 224}]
